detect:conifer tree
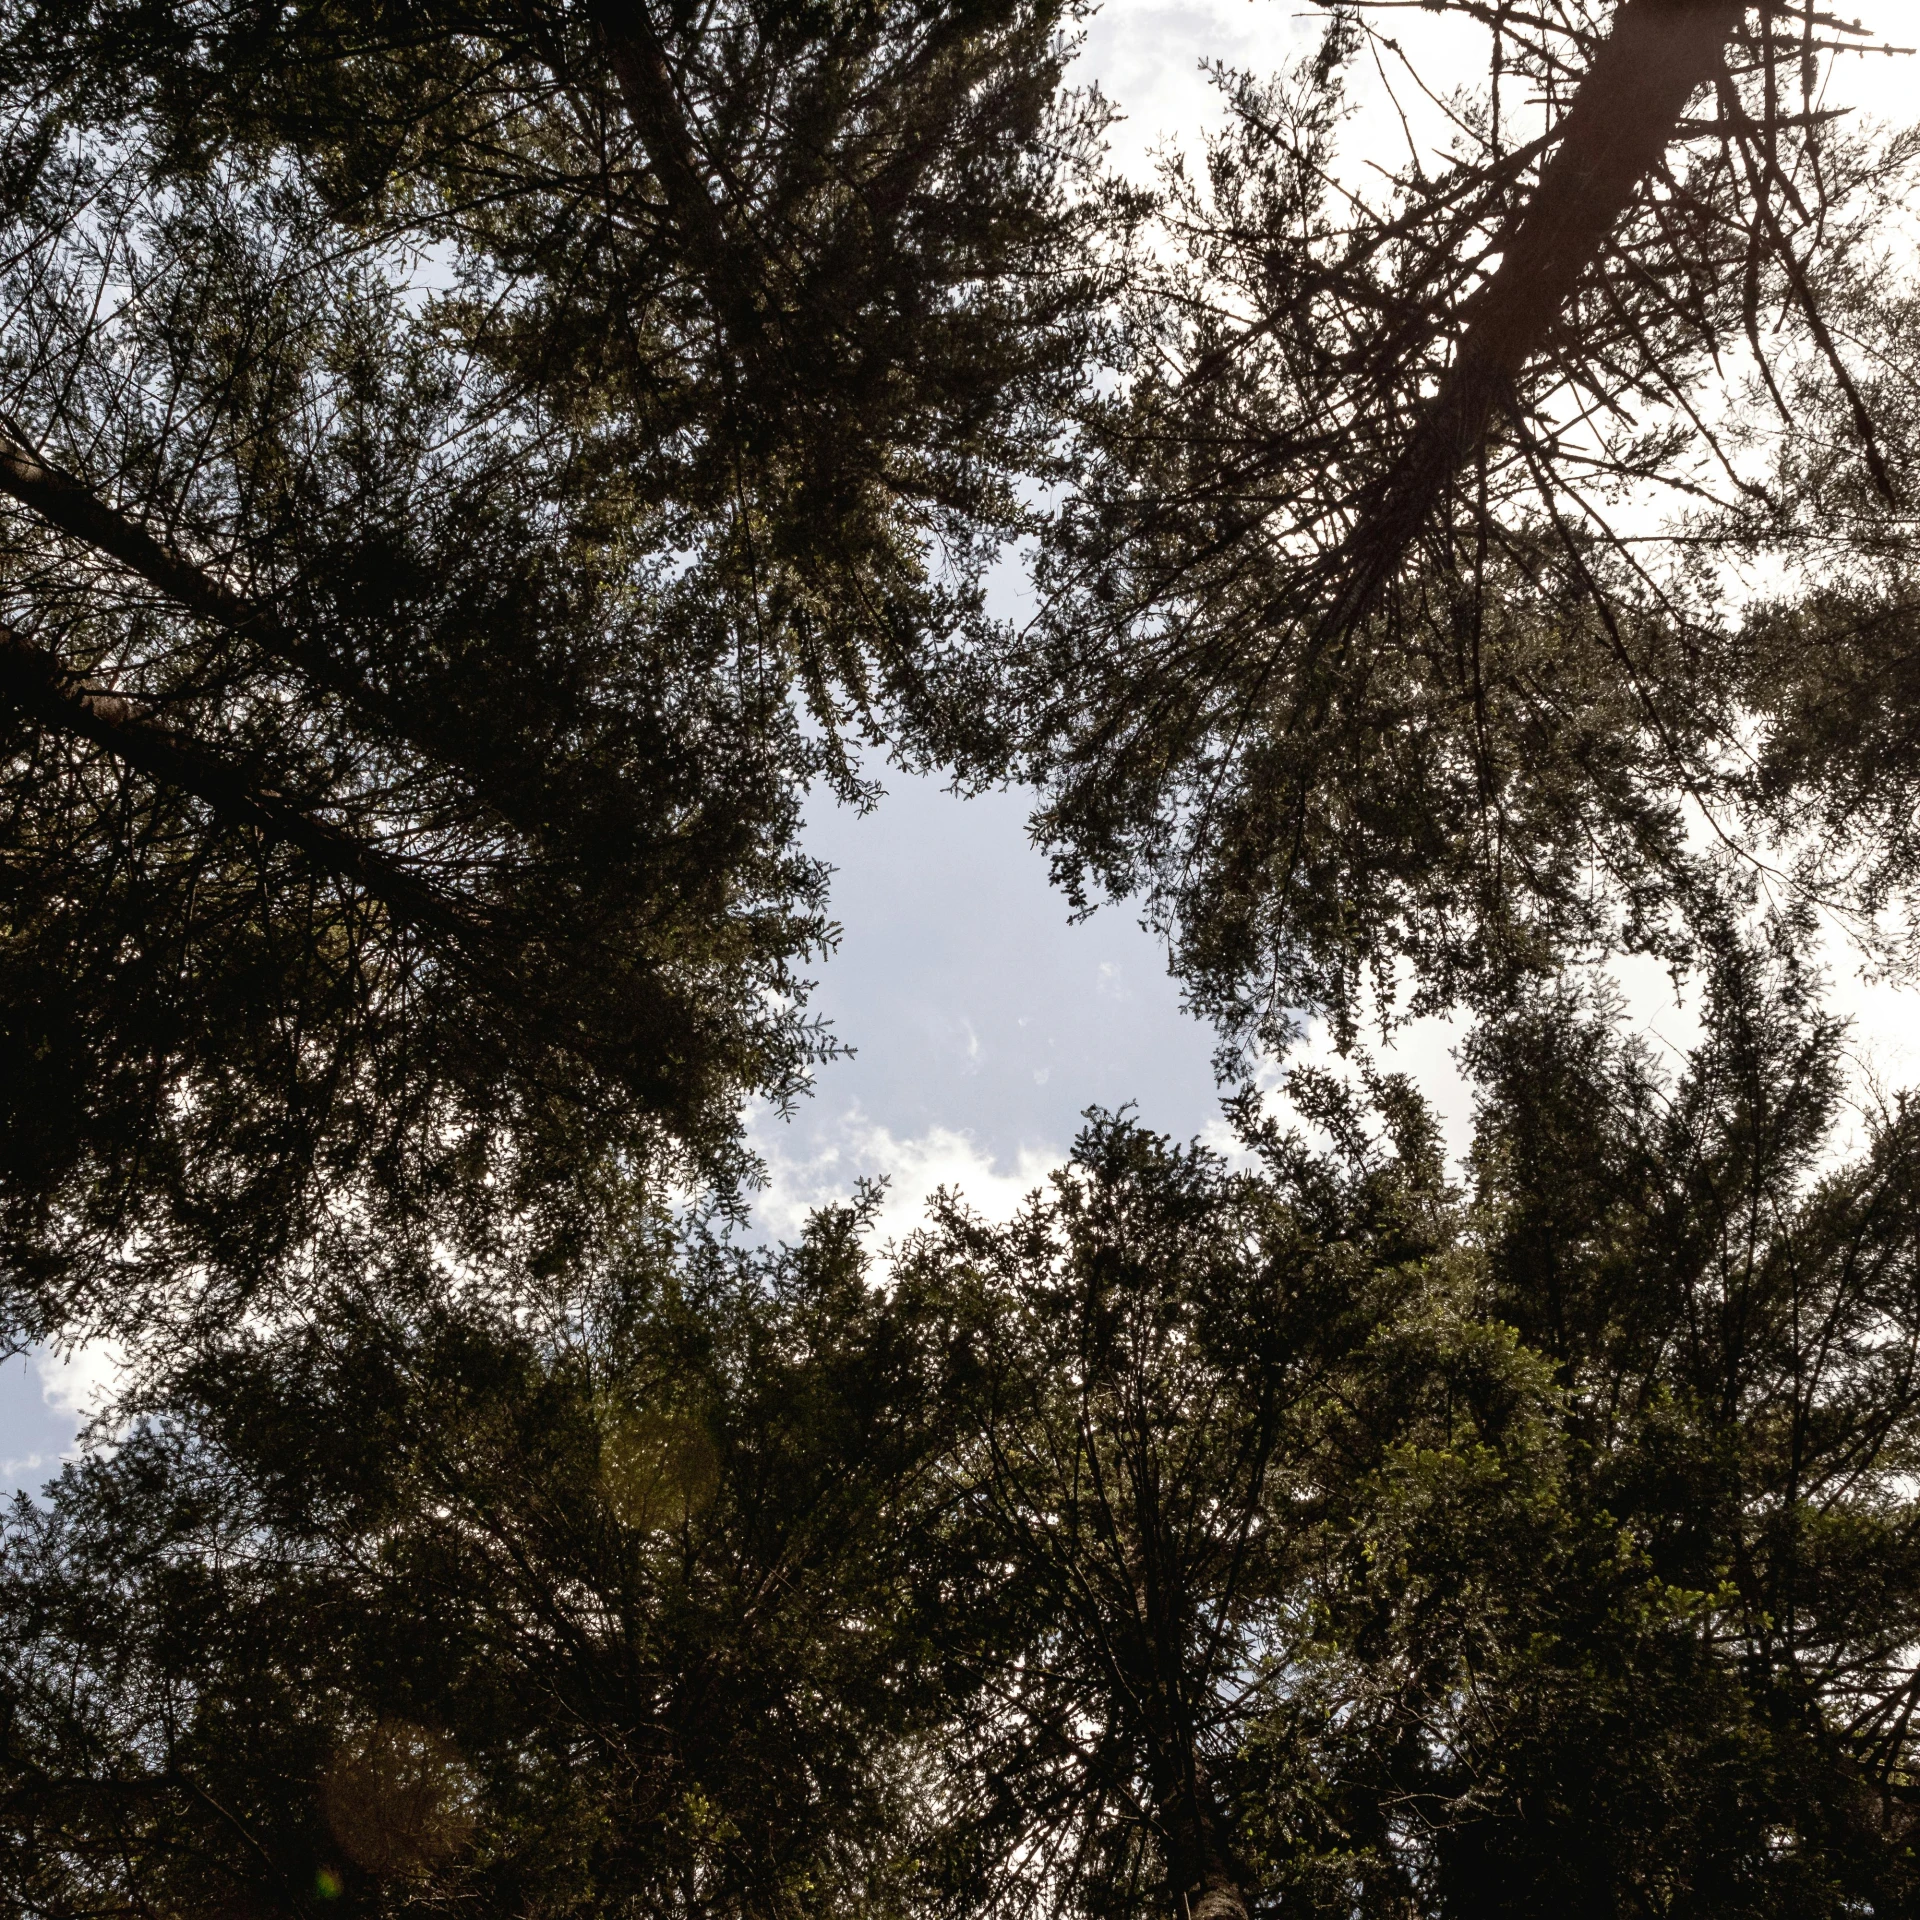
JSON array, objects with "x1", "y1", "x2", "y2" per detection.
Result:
[
  {"x1": 995, "y1": 2, "x2": 1920, "y2": 1057},
  {"x1": 0, "y1": 0, "x2": 1107, "y2": 1342},
  {"x1": 914, "y1": 942, "x2": 1920, "y2": 1918},
  {"x1": 9, "y1": 11, "x2": 1920, "y2": 1911},
  {"x1": 0, "y1": 1194, "x2": 967, "y2": 1917},
  {"x1": 9, "y1": 945, "x2": 1918, "y2": 1918}
]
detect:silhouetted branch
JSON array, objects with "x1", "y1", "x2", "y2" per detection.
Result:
[
  {"x1": 0, "y1": 619, "x2": 478, "y2": 945},
  {"x1": 1323, "y1": 0, "x2": 1746, "y2": 639}
]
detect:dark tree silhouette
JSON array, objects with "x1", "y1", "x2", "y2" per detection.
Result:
[
  {"x1": 995, "y1": 2, "x2": 1920, "y2": 1060},
  {"x1": 0, "y1": 0, "x2": 1108, "y2": 1342}
]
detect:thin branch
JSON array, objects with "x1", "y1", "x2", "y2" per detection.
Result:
[
  {"x1": 1320, "y1": 0, "x2": 1748, "y2": 642},
  {"x1": 0, "y1": 620, "x2": 480, "y2": 947}
]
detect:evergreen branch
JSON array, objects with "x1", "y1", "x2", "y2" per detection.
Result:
[
  {"x1": 0, "y1": 430, "x2": 426, "y2": 725},
  {"x1": 1319, "y1": 0, "x2": 1747, "y2": 642},
  {"x1": 586, "y1": 0, "x2": 772, "y2": 354},
  {"x1": 0, "y1": 619, "x2": 479, "y2": 948}
]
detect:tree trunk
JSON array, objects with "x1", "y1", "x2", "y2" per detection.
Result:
[
  {"x1": 1153, "y1": 1742, "x2": 1253, "y2": 1920},
  {"x1": 1322, "y1": 0, "x2": 1747, "y2": 639},
  {"x1": 0, "y1": 432, "x2": 441, "y2": 745},
  {"x1": 0, "y1": 621, "x2": 478, "y2": 947},
  {"x1": 587, "y1": 0, "x2": 772, "y2": 356}
]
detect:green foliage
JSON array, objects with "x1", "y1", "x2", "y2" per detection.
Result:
[
  {"x1": 11, "y1": 945, "x2": 1917, "y2": 1916},
  {"x1": 893, "y1": 1091, "x2": 1470, "y2": 1920},
  {"x1": 1440, "y1": 937, "x2": 1920, "y2": 1917},
  {"x1": 0, "y1": 0, "x2": 1109, "y2": 1343},
  {"x1": 0, "y1": 1195, "x2": 964, "y2": 1917},
  {"x1": 989, "y1": 10, "x2": 1920, "y2": 1055},
  {"x1": 9, "y1": 11, "x2": 1920, "y2": 1917},
  {"x1": 922, "y1": 942, "x2": 1920, "y2": 1918}
]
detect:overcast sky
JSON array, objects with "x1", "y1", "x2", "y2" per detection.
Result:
[{"x1": 6, "y1": 0, "x2": 1918, "y2": 1489}]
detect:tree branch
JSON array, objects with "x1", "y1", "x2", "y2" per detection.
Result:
[
  {"x1": 0, "y1": 430, "x2": 411, "y2": 725},
  {"x1": 0, "y1": 430, "x2": 570, "y2": 842},
  {"x1": 1322, "y1": 0, "x2": 1747, "y2": 639},
  {"x1": 0, "y1": 620, "x2": 479, "y2": 947},
  {"x1": 585, "y1": 0, "x2": 771, "y2": 352}
]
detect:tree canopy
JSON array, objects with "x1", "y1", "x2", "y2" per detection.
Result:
[
  {"x1": 999, "y1": 2, "x2": 1920, "y2": 1055},
  {"x1": 9, "y1": 944, "x2": 1920, "y2": 1916},
  {"x1": 8, "y1": 3, "x2": 1920, "y2": 1915},
  {"x1": 0, "y1": 0, "x2": 1107, "y2": 1341}
]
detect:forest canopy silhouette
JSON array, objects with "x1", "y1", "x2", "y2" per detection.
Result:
[{"x1": 6, "y1": 2, "x2": 1920, "y2": 1916}]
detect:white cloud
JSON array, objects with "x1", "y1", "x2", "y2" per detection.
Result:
[
  {"x1": 0, "y1": 1339, "x2": 129, "y2": 1492},
  {"x1": 35, "y1": 1339, "x2": 129, "y2": 1425},
  {"x1": 749, "y1": 1107, "x2": 1064, "y2": 1248}
]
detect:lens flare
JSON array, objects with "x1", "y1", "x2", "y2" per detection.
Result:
[{"x1": 320, "y1": 1721, "x2": 475, "y2": 1878}]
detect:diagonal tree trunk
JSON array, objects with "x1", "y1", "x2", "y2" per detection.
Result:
[
  {"x1": 0, "y1": 620, "x2": 479, "y2": 947},
  {"x1": 586, "y1": 0, "x2": 773, "y2": 355},
  {"x1": 0, "y1": 431, "x2": 574, "y2": 841},
  {"x1": 1321, "y1": 0, "x2": 1747, "y2": 640},
  {"x1": 0, "y1": 432, "x2": 464, "y2": 746},
  {"x1": 0, "y1": 426, "x2": 454, "y2": 768},
  {"x1": 0, "y1": 435, "x2": 294, "y2": 660}
]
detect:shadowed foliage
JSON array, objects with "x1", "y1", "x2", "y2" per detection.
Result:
[
  {"x1": 991, "y1": 4, "x2": 1920, "y2": 1060},
  {"x1": 0, "y1": 0, "x2": 1111, "y2": 1343},
  {"x1": 8, "y1": 942, "x2": 1920, "y2": 1917}
]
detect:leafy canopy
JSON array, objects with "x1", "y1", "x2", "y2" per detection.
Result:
[
  {"x1": 9, "y1": 940, "x2": 1920, "y2": 1918},
  {"x1": 993, "y1": 5, "x2": 1920, "y2": 1056}
]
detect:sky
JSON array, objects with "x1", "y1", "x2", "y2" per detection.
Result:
[{"x1": 5, "y1": 0, "x2": 1919, "y2": 1490}]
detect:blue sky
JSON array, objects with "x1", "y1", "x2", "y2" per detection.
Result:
[{"x1": 747, "y1": 772, "x2": 1229, "y2": 1244}]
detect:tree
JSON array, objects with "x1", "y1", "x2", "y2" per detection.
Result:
[
  {"x1": 910, "y1": 939, "x2": 1920, "y2": 1918},
  {"x1": 896, "y1": 1093, "x2": 1479, "y2": 1920},
  {"x1": 1438, "y1": 934, "x2": 1920, "y2": 1916},
  {"x1": 0, "y1": 0, "x2": 1108, "y2": 1344},
  {"x1": 11, "y1": 11, "x2": 1920, "y2": 1912},
  {"x1": 989, "y1": 2, "x2": 1920, "y2": 1060},
  {"x1": 9, "y1": 944, "x2": 1920, "y2": 1915},
  {"x1": 0, "y1": 1191, "x2": 965, "y2": 1918}
]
